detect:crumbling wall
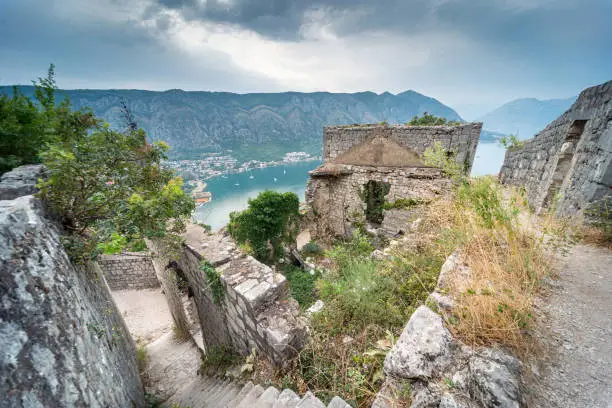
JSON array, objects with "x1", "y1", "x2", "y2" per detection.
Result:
[
  {"x1": 500, "y1": 80, "x2": 612, "y2": 215},
  {"x1": 98, "y1": 253, "x2": 160, "y2": 291},
  {"x1": 323, "y1": 123, "x2": 482, "y2": 173},
  {"x1": 170, "y1": 224, "x2": 308, "y2": 366},
  {"x1": 306, "y1": 165, "x2": 450, "y2": 237},
  {"x1": 0, "y1": 166, "x2": 145, "y2": 408}
]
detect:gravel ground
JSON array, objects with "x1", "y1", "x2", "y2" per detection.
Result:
[
  {"x1": 528, "y1": 244, "x2": 612, "y2": 408},
  {"x1": 111, "y1": 288, "x2": 172, "y2": 345}
]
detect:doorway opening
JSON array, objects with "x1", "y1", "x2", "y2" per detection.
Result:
[{"x1": 542, "y1": 120, "x2": 587, "y2": 209}]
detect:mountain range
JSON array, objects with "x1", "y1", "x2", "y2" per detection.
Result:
[
  {"x1": 477, "y1": 96, "x2": 576, "y2": 140},
  {"x1": 0, "y1": 86, "x2": 462, "y2": 162},
  {"x1": 1, "y1": 85, "x2": 578, "y2": 161}
]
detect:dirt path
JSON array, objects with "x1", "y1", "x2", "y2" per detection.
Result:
[{"x1": 529, "y1": 244, "x2": 612, "y2": 408}]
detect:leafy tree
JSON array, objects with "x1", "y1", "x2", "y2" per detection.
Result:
[
  {"x1": 228, "y1": 190, "x2": 299, "y2": 263},
  {"x1": 3, "y1": 66, "x2": 197, "y2": 262},
  {"x1": 406, "y1": 112, "x2": 460, "y2": 126},
  {"x1": 0, "y1": 65, "x2": 97, "y2": 174}
]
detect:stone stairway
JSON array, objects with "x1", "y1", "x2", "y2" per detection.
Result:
[
  {"x1": 167, "y1": 379, "x2": 351, "y2": 408},
  {"x1": 145, "y1": 332, "x2": 351, "y2": 408}
]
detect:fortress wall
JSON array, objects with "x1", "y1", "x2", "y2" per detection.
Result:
[
  {"x1": 500, "y1": 81, "x2": 612, "y2": 215},
  {"x1": 0, "y1": 166, "x2": 145, "y2": 408},
  {"x1": 98, "y1": 253, "x2": 160, "y2": 291}
]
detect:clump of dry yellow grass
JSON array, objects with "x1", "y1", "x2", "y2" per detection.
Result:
[{"x1": 425, "y1": 177, "x2": 560, "y2": 353}]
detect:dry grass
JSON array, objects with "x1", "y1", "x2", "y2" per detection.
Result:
[{"x1": 425, "y1": 180, "x2": 560, "y2": 354}]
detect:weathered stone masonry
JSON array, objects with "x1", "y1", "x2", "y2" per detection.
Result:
[
  {"x1": 323, "y1": 123, "x2": 481, "y2": 173},
  {"x1": 98, "y1": 252, "x2": 160, "y2": 291},
  {"x1": 307, "y1": 123, "x2": 482, "y2": 237},
  {"x1": 156, "y1": 224, "x2": 308, "y2": 366},
  {"x1": 500, "y1": 80, "x2": 612, "y2": 216},
  {"x1": 0, "y1": 166, "x2": 145, "y2": 408}
]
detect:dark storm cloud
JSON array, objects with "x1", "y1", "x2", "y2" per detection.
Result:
[
  {"x1": 0, "y1": 0, "x2": 610, "y2": 118},
  {"x1": 0, "y1": 0, "x2": 278, "y2": 90}
]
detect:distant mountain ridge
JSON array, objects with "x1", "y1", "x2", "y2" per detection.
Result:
[
  {"x1": 477, "y1": 96, "x2": 576, "y2": 140},
  {"x1": 0, "y1": 86, "x2": 463, "y2": 161}
]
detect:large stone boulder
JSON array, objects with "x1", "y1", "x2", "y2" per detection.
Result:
[{"x1": 384, "y1": 306, "x2": 459, "y2": 380}]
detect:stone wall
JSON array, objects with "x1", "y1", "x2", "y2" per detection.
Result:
[
  {"x1": 306, "y1": 165, "x2": 450, "y2": 237},
  {"x1": 165, "y1": 224, "x2": 308, "y2": 366},
  {"x1": 98, "y1": 253, "x2": 160, "y2": 291},
  {"x1": 306, "y1": 123, "x2": 481, "y2": 238},
  {"x1": 323, "y1": 123, "x2": 482, "y2": 173},
  {"x1": 500, "y1": 80, "x2": 612, "y2": 216},
  {"x1": 0, "y1": 166, "x2": 145, "y2": 408}
]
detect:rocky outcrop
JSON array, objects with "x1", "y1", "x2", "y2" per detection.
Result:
[
  {"x1": 0, "y1": 166, "x2": 145, "y2": 407},
  {"x1": 374, "y1": 250, "x2": 524, "y2": 408},
  {"x1": 0, "y1": 164, "x2": 45, "y2": 200}
]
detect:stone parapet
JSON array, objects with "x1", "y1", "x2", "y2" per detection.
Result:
[{"x1": 177, "y1": 223, "x2": 307, "y2": 366}]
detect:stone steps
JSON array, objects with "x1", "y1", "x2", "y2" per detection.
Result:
[{"x1": 168, "y1": 379, "x2": 351, "y2": 408}]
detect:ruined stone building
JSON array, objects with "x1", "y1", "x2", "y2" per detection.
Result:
[
  {"x1": 306, "y1": 123, "x2": 482, "y2": 237},
  {"x1": 500, "y1": 80, "x2": 612, "y2": 216}
]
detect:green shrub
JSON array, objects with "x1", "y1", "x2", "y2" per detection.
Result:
[
  {"x1": 326, "y1": 231, "x2": 373, "y2": 270},
  {"x1": 423, "y1": 141, "x2": 462, "y2": 180},
  {"x1": 362, "y1": 180, "x2": 390, "y2": 224},
  {"x1": 0, "y1": 65, "x2": 62, "y2": 174},
  {"x1": 406, "y1": 113, "x2": 460, "y2": 126},
  {"x1": 283, "y1": 264, "x2": 320, "y2": 309},
  {"x1": 301, "y1": 241, "x2": 322, "y2": 256},
  {"x1": 585, "y1": 196, "x2": 612, "y2": 243},
  {"x1": 228, "y1": 190, "x2": 299, "y2": 263},
  {"x1": 27, "y1": 66, "x2": 195, "y2": 263},
  {"x1": 498, "y1": 134, "x2": 524, "y2": 151},
  {"x1": 457, "y1": 176, "x2": 514, "y2": 228},
  {"x1": 137, "y1": 345, "x2": 148, "y2": 371},
  {"x1": 316, "y1": 260, "x2": 403, "y2": 333},
  {"x1": 201, "y1": 345, "x2": 240, "y2": 375}
]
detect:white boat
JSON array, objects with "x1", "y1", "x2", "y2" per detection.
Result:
[
  {"x1": 273, "y1": 177, "x2": 278, "y2": 182},
  {"x1": 283, "y1": 169, "x2": 286, "y2": 174},
  {"x1": 235, "y1": 182, "x2": 240, "y2": 186},
  {"x1": 249, "y1": 175, "x2": 254, "y2": 179}
]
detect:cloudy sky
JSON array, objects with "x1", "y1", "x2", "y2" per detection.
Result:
[{"x1": 1, "y1": 0, "x2": 610, "y2": 119}]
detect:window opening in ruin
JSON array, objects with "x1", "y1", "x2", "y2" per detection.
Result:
[
  {"x1": 543, "y1": 120, "x2": 588, "y2": 209},
  {"x1": 363, "y1": 180, "x2": 390, "y2": 224}
]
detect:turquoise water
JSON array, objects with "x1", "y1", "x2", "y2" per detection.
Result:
[
  {"x1": 195, "y1": 143, "x2": 507, "y2": 230},
  {"x1": 195, "y1": 161, "x2": 321, "y2": 230}
]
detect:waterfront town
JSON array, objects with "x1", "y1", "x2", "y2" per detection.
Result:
[{"x1": 164, "y1": 151, "x2": 320, "y2": 202}]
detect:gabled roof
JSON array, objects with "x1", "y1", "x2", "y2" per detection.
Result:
[{"x1": 332, "y1": 136, "x2": 426, "y2": 167}]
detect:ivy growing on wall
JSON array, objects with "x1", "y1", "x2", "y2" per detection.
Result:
[
  {"x1": 201, "y1": 261, "x2": 224, "y2": 305},
  {"x1": 361, "y1": 180, "x2": 390, "y2": 224}
]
